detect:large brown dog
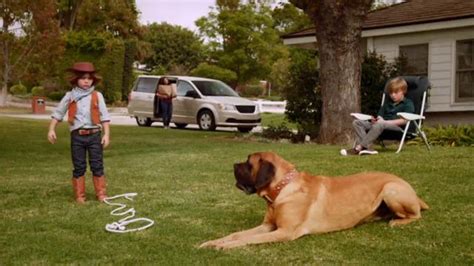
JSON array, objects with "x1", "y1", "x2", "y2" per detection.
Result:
[{"x1": 200, "y1": 152, "x2": 429, "y2": 249}]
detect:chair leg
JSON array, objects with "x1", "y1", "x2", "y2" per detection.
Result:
[
  {"x1": 380, "y1": 139, "x2": 386, "y2": 149},
  {"x1": 414, "y1": 121, "x2": 431, "y2": 151},
  {"x1": 396, "y1": 122, "x2": 411, "y2": 153}
]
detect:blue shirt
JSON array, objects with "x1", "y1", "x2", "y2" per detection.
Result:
[{"x1": 51, "y1": 91, "x2": 111, "y2": 131}]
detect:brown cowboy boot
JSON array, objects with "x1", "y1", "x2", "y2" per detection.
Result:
[
  {"x1": 72, "y1": 176, "x2": 86, "y2": 204},
  {"x1": 93, "y1": 176, "x2": 107, "y2": 202}
]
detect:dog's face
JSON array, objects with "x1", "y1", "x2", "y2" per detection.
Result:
[{"x1": 234, "y1": 152, "x2": 283, "y2": 194}]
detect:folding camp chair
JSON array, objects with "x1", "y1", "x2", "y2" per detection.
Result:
[{"x1": 351, "y1": 76, "x2": 431, "y2": 153}]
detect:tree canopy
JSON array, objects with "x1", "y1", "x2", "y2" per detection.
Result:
[
  {"x1": 196, "y1": 0, "x2": 284, "y2": 87},
  {"x1": 142, "y1": 23, "x2": 204, "y2": 74}
]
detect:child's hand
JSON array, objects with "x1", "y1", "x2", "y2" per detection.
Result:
[
  {"x1": 101, "y1": 135, "x2": 110, "y2": 148},
  {"x1": 48, "y1": 130, "x2": 57, "y2": 144}
]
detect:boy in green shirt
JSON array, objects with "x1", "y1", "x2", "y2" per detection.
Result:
[{"x1": 342, "y1": 77, "x2": 415, "y2": 156}]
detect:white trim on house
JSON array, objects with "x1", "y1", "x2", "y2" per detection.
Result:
[
  {"x1": 362, "y1": 17, "x2": 474, "y2": 37},
  {"x1": 283, "y1": 18, "x2": 474, "y2": 47},
  {"x1": 283, "y1": 36, "x2": 317, "y2": 47}
]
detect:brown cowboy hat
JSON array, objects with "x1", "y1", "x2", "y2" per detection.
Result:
[{"x1": 67, "y1": 62, "x2": 97, "y2": 73}]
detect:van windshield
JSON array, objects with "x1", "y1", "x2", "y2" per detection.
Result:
[{"x1": 191, "y1": 80, "x2": 239, "y2": 97}]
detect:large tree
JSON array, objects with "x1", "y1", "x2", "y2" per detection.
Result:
[
  {"x1": 143, "y1": 23, "x2": 204, "y2": 74},
  {"x1": 289, "y1": 0, "x2": 373, "y2": 144},
  {"x1": 0, "y1": 0, "x2": 62, "y2": 107},
  {"x1": 196, "y1": 0, "x2": 284, "y2": 87}
]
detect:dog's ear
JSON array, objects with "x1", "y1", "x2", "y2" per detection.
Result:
[{"x1": 255, "y1": 159, "x2": 275, "y2": 189}]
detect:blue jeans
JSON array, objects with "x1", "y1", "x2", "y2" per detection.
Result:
[
  {"x1": 71, "y1": 131, "x2": 104, "y2": 178},
  {"x1": 160, "y1": 101, "x2": 173, "y2": 127}
]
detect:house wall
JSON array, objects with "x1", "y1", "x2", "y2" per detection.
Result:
[{"x1": 366, "y1": 26, "x2": 474, "y2": 114}]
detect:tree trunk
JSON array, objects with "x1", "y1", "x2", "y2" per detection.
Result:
[
  {"x1": 290, "y1": 0, "x2": 373, "y2": 144},
  {"x1": 0, "y1": 11, "x2": 11, "y2": 107}
]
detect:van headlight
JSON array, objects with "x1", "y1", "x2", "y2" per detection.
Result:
[{"x1": 218, "y1": 103, "x2": 236, "y2": 111}]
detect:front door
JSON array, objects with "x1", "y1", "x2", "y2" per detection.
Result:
[{"x1": 174, "y1": 80, "x2": 201, "y2": 124}]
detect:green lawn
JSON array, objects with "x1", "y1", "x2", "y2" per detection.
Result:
[{"x1": 0, "y1": 117, "x2": 473, "y2": 264}]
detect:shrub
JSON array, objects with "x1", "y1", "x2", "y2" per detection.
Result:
[
  {"x1": 261, "y1": 123, "x2": 294, "y2": 140},
  {"x1": 190, "y1": 63, "x2": 237, "y2": 86},
  {"x1": 31, "y1": 86, "x2": 45, "y2": 96},
  {"x1": 421, "y1": 125, "x2": 474, "y2": 146},
  {"x1": 47, "y1": 91, "x2": 66, "y2": 101},
  {"x1": 9, "y1": 84, "x2": 27, "y2": 95},
  {"x1": 282, "y1": 48, "x2": 321, "y2": 135},
  {"x1": 361, "y1": 51, "x2": 402, "y2": 115},
  {"x1": 240, "y1": 84, "x2": 264, "y2": 97}
]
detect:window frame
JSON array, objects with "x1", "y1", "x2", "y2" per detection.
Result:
[
  {"x1": 399, "y1": 43, "x2": 429, "y2": 77},
  {"x1": 176, "y1": 80, "x2": 197, "y2": 97},
  {"x1": 455, "y1": 39, "x2": 474, "y2": 103},
  {"x1": 135, "y1": 77, "x2": 158, "y2": 93}
]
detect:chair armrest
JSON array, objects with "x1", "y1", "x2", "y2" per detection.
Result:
[
  {"x1": 397, "y1": 112, "x2": 425, "y2": 121},
  {"x1": 350, "y1": 113, "x2": 373, "y2": 120}
]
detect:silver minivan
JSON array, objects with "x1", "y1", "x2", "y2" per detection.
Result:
[{"x1": 127, "y1": 75, "x2": 261, "y2": 132}]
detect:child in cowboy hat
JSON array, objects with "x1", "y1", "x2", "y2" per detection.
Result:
[{"x1": 48, "y1": 62, "x2": 111, "y2": 203}]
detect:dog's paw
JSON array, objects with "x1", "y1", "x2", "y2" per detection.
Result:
[
  {"x1": 199, "y1": 239, "x2": 223, "y2": 248},
  {"x1": 214, "y1": 240, "x2": 243, "y2": 250}
]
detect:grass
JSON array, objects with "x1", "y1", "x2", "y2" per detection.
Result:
[{"x1": 0, "y1": 116, "x2": 473, "y2": 264}]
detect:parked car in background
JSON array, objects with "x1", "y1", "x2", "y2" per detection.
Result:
[{"x1": 127, "y1": 75, "x2": 261, "y2": 132}]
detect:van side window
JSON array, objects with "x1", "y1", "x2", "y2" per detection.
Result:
[
  {"x1": 177, "y1": 81, "x2": 196, "y2": 96},
  {"x1": 135, "y1": 78, "x2": 158, "y2": 93}
]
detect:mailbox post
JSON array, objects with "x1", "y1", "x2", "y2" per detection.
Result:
[{"x1": 32, "y1": 96, "x2": 46, "y2": 114}]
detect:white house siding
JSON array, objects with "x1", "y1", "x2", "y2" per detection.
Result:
[{"x1": 368, "y1": 26, "x2": 474, "y2": 112}]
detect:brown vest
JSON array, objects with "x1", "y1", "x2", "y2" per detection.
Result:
[{"x1": 68, "y1": 91, "x2": 101, "y2": 125}]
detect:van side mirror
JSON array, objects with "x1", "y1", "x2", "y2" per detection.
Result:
[{"x1": 185, "y1": 90, "x2": 199, "y2": 98}]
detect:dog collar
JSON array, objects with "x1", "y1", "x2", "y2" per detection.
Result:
[{"x1": 263, "y1": 169, "x2": 298, "y2": 205}]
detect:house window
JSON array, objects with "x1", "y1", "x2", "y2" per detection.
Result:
[
  {"x1": 456, "y1": 39, "x2": 474, "y2": 102},
  {"x1": 399, "y1": 44, "x2": 429, "y2": 76}
]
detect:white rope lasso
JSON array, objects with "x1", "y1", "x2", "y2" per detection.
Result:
[{"x1": 104, "y1": 193, "x2": 154, "y2": 233}]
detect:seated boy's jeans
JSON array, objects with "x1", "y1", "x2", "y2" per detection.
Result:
[{"x1": 352, "y1": 120, "x2": 403, "y2": 148}]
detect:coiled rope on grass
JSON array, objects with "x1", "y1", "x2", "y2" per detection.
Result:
[{"x1": 104, "y1": 193, "x2": 154, "y2": 233}]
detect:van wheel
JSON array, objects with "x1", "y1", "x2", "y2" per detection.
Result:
[
  {"x1": 198, "y1": 110, "x2": 216, "y2": 131},
  {"x1": 237, "y1": 127, "x2": 253, "y2": 133},
  {"x1": 136, "y1": 117, "x2": 152, "y2": 127},
  {"x1": 174, "y1": 123, "x2": 188, "y2": 129}
]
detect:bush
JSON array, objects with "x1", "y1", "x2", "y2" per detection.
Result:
[
  {"x1": 190, "y1": 63, "x2": 237, "y2": 86},
  {"x1": 31, "y1": 86, "x2": 45, "y2": 96},
  {"x1": 282, "y1": 48, "x2": 321, "y2": 134},
  {"x1": 421, "y1": 125, "x2": 474, "y2": 146},
  {"x1": 361, "y1": 51, "x2": 401, "y2": 115},
  {"x1": 9, "y1": 84, "x2": 27, "y2": 95},
  {"x1": 240, "y1": 84, "x2": 264, "y2": 97},
  {"x1": 47, "y1": 91, "x2": 66, "y2": 101},
  {"x1": 261, "y1": 123, "x2": 294, "y2": 140}
]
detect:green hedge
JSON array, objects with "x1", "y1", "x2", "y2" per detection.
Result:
[
  {"x1": 61, "y1": 31, "x2": 125, "y2": 103},
  {"x1": 31, "y1": 86, "x2": 45, "y2": 96},
  {"x1": 9, "y1": 84, "x2": 27, "y2": 95}
]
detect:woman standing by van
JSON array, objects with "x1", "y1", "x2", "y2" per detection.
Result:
[{"x1": 156, "y1": 77, "x2": 176, "y2": 129}]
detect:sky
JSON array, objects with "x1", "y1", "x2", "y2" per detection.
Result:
[{"x1": 135, "y1": 0, "x2": 216, "y2": 32}]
